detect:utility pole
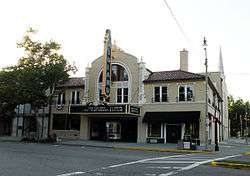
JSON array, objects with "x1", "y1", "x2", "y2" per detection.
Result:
[
  {"x1": 245, "y1": 106, "x2": 248, "y2": 144},
  {"x1": 203, "y1": 37, "x2": 209, "y2": 149},
  {"x1": 240, "y1": 115, "x2": 242, "y2": 138}
]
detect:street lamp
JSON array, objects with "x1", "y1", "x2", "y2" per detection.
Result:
[{"x1": 203, "y1": 37, "x2": 209, "y2": 150}]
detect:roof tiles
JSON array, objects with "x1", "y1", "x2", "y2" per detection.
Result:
[{"x1": 143, "y1": 70, "x2": 205, "y2": 83}]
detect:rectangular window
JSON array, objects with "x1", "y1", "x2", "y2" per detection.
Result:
[
  {"x1": 162, "y1": 87, "x2": 168, "y2": 102},
  {"x1": 148, "y1": 123, "x2": 161, "y2": 137},
  {"x1": 57, "y1": 94, "x2": 61, "y2": 105},
  {"x1": 99, "y1": 88, "x2": 104, "y2": 101},
  {"x1": 179, "y1": 85, "x2": 194, "y2": 102},
  {"x1": 154, "y1": 87, "x2": 160, "y2": 102},
  {"x1": 71, "y1": 91, "x2": 75, "y2": 104},
  {"x1": 123, "y1": 88, "x2": 128, "y2": 103},
  {"x1": 117, "y1": 88, "x2": 128, "y2": 103},
  {"x1": 179, "y1": 86, "x2": 185, "y2": 101},
  {"x1": 154, "y1": 86, "x2": 168, "y2": 102},
  {"x1": 71, "y1": 91, "x2": 80, "y2": 104},
  {"x1": 187, "y1": 86, "x2": 193, "y2": 101},
  {"x1": 117, "y1": 88, "x2": 122, "y2": 103},
  {"x1": 76, "y1": 91, "x2": 80, "y2": 104},
  {"x1": 57, "y1": 92, "x2": 65, "y2": 105}
]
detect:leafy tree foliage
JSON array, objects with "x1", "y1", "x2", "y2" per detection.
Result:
[
  {"x1": 0, "y1": 28, "x2": 76, "y2": 117},
  {"x1": 228, "y1": 95, "x2": 250, "y2": 137}
]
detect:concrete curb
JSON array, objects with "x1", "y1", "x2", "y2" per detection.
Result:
[
  {"x1": 243, "y1": 152, "x2": 250, "y2": 156},
  {"x1": 60, "y1": 142, "x2": 213, "y2": 154},
  {"x1": 113, "y1": 146, "x2": 214, "y2": 154},
  {"x1": 0, "y1": 139, "x2": 22, "y2": 143},
  {"x1": 211, "y1": 161, "x2": 250, "y2": 170},
  {"x1": 60, "y1": 143, "x2": 114, "y2": 149}
]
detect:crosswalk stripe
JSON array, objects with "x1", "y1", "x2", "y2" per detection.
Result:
[{"x1": 144, "y1": 161, "x2": 196, "y2": 164}]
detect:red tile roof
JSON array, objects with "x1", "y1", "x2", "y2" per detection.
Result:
[
  {"x1": 143, "y1": 70, "x2": 205, "y2": 83},
  {"x1": 57, "y1": 77, "x2": 84, "y2": 88}
]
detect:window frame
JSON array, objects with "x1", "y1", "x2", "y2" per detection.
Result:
[
  {"x1": 116, "y1": 87, "x2": 129, "y2": 104},
  {"x1": 178, "y1": 85, "x2": 194, "y2": 102},
  {"x1": 71, "y1": 90, "x2": 81, "y2": 104},
  {"x1": 153, "y1": 86, "x2": 168, "y2": 103}
]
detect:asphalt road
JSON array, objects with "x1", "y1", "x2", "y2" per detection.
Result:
[{"x1": 0, "y1": 142, "x2": 249, "y2": 176}]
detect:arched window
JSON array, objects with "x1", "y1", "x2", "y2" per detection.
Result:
[
  {"x1": 98, "y1": 64, "x2": 128, "y2": 82},
  {"x1": 97, "y1": 64, "x2": 129, "y2": 103},
  {"x1": 112, "y1": 64, "x2": 128, "y2": 81}
]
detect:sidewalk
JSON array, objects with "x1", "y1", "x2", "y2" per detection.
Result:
[
  {"x1": 220, "y1": 137, "x2": 250, "y2": 147},
  {"x1": 0, "y1": 136, "x2": 22, "y2": 142},
  {"x1": 60, "y1": 139, "x2": 213, "y2": 153}
]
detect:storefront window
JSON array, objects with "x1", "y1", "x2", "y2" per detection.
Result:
[
  {"x1": 148, "y1": 123, "x2": 161, "y2": 137},
  {"x1": 53, "y1": 115, "x2": 80, "y2": 130},
  {"x1": 184, "y1": 122, "x2": 199, "y2": 138}
]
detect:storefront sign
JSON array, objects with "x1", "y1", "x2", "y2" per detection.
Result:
[
  {"x1": 129, "y1": 106, "x2": 140, "y2": 115},
  {"x1": 70, "y1": 105, "x2": 126, "y2": 113}
]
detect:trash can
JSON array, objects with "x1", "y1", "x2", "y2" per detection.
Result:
[{"x1": 190, "y1": 139, "x2": 197, "y2": 150}]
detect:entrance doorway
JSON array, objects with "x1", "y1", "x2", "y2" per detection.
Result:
[{"x1": 166, "y1": 124, "x2": 181, "y2": 143}]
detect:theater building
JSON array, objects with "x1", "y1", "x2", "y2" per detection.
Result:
[{"x1": 50, "y1": 30, "x2": 229, "y2": 145}]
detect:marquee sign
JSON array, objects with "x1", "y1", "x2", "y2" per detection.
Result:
[
  {"x1": 101, "y1": 29, "x2": 112, "y2": 102},
  {"x1": 70, "y1": 104, "x2": 140, "y2": 116}
]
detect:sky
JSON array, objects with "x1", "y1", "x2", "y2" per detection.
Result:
[{"x1": 0, "y1": 0, "x2": 250, "y2": 101}]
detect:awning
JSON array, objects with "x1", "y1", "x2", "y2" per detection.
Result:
[{"x1": 143, "y1": 111, "x2": 200, "y2": 123}]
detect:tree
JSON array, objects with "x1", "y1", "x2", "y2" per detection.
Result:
[
  {"x1": 1, "y1": 28, "x2": 76, "y2": 137},
  {"x1": 228, "y1": 95, "x2": 250, "y2": 137}
]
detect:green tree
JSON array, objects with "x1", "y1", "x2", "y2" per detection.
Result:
[
  {"x1": 228, "y1": 95, "x2": 250, "y2": 137},
  {"x1": 1, "y1": 28, "x2": 76, "y2": 136}
]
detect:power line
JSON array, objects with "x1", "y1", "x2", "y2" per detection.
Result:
[{"x1": 162, "y1": 0, "x2": 191, "y2": 44}]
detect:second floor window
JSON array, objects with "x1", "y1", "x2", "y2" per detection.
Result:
[
  {"x1": 57, "y1": 92, "x2": 65, "y2": 105},
  {"x1": 154, "y1": 86, "x2": 168, "y2": 102},
  {"x1": 178, "y1": 85, "x2": 194, "y2": 102},
  {"x1": 117, "y1": 88, "x2": 128, "y2": 103},
  {"x1": 71, "y1": 91, "x2": 80, "y2": 104}
]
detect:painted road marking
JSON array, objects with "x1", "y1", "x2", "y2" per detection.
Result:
[
  {"x1": 158, "y1": 154, "x2": 242, "y2": 176},
  {"x1": 56, "y1": 154, "x2": 191, "y2": 176},
  {"x1": 57, "y1": 172, "x2": 86, "y2": 176},
  {"x1": 147, "y1": 166, "x2": 182, "y2": 170},
  {"x1": 144, "y1": 161, "x2": 196, "y2": 164},
  {"x1": 147, "y1": 167, "x2": 172, "y2": 169},
  {"x1": 107, "y1": 154, "x2": 191, "y2": 168},
  {"x1": 56, "y1": 154, "x2": 241, "y2": 176}
]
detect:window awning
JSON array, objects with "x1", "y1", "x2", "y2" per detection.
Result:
[{"x1": 143, "y1": 111, "x2": 200, "y2": 123}]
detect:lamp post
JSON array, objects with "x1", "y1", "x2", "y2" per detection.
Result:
[{"x1": 203, "y1": 37, "x2": 209, "y2": 150}]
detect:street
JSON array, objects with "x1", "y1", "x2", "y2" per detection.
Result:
[{"x1": 0, "y1": 142, "x2": 249, "y2": 176}]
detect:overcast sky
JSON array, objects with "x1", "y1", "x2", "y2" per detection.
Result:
[{"x1": 0, "y1": 0, "x2": 250, "y2": 101}]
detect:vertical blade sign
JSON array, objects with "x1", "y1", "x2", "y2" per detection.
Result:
[{"x1": 101, "y1": 29, "x2": 112, "y2": 102}]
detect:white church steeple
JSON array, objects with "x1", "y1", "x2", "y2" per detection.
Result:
[{"x1": 219, "y1": 46, "x2": 224, "y2": 75}]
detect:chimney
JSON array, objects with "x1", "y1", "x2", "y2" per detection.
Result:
[{"x1": 180, "y1": 48, "x2": 188, "y2": 72}]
